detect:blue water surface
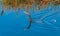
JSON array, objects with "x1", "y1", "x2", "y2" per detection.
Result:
[{"x1": 0, "y1": 5, "x2": 60, "y2": 36}]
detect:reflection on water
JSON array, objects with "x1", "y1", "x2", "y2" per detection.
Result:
[{"x1": 0, "y1": 3, "x2": 60, "y2": 36}]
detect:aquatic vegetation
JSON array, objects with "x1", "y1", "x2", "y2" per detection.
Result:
[
  {"x1": 0, "y1": 0, "x2": 60, "y2": 11},
  {"x1": 0, "y1": 0, "x2": 60, "y2": 30}
]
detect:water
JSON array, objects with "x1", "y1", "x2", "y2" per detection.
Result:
[{"x1": 0, "y1": 5, "x2": 60, "y2": 36}]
